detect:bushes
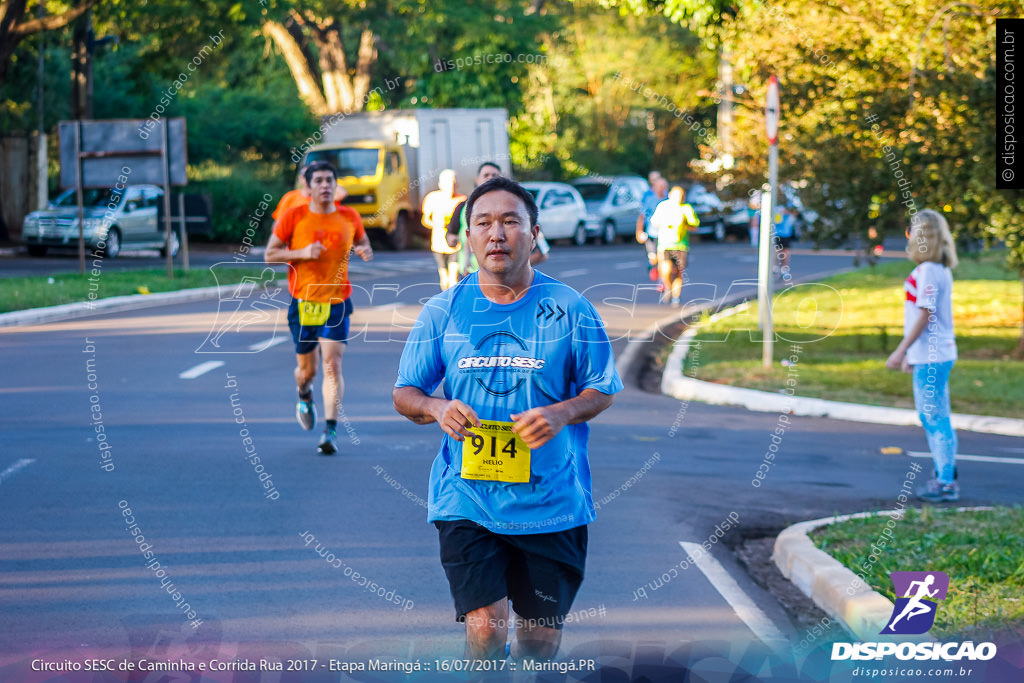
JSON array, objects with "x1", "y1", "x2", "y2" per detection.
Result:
[{"x1": 188, "y1": 160, "x2": 293, "y2": 243}]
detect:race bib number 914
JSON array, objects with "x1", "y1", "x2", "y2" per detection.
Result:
[{"x1": 460, "y1": 420, "x2": 531, "y2": 483}]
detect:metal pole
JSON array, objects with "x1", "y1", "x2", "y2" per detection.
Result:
[
  {"x1": 161, "y1": 121, "x2": 173, "y2": 279},
  {"x1": 75, "y1": 121, "x2": 85, "y2": 275},
  {"x1": 762, "y1": 142, "x2": 779, "y2": 369},
  {"x1": 36, "y1": 3, "x2": 45, "y2": 134},
  {"x1": 177, "y1": 192, "x2": 190, "y2": 271}
]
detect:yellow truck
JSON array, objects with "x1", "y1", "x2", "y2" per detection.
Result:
[{"x1": 298, "y1": 108, "x2": 510, "y2": 249}]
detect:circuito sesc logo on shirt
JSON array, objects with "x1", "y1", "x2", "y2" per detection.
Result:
[{"x1": 457, "y1": 331, "x2": 545, "y2": 397}]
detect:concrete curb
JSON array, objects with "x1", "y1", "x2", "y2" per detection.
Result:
[
  {"x1": 773, "y1": 507, "x2": 994, "y2": 642},
  {"x1": 661, "y1": 303, "x2": 1024, "y2": 438},
  {"x1": 0, "y1": 284, "x2": 242, "y2": 328}
]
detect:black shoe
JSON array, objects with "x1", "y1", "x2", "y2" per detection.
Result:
[{"x1": 317, "y1": 429, "x2": 338, "y2": 455}]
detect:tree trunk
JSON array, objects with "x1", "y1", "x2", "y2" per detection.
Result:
[
  {"x1": 266, "y1": 16, "x2": 377, "y2": 116},
  {"x1": 262, "y1": 20, "x2": 329, "y2": 116},
  {"x1": 352, "y1": 27, "x2": 376, "y2": 108},
  {"x1": 307, "y1": 19, "x2": 375, "y2": 114}
]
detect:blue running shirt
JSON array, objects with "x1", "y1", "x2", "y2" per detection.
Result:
[{"x1": 395, "y1": 271, "x2": 623, "y2": 534}]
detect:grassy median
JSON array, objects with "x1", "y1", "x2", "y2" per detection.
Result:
[
  {"x1": 0, "y1": 266, "x2": 281, "y2": 314},
  {"x1": 684, "y1": 252, "x2": 1023, "y2": 418},
  {"x1": 812, "y1": 506, "x2": 1024, "y2": 639}
]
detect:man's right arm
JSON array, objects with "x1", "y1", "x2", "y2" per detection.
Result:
[
  {"x1": 393, "y1": 386, "x2": 481, "y2": 441},
  {"x1": 265, "y1": 233, "x2": 322, "y2": 263}
]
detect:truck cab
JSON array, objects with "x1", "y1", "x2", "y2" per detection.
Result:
[{"x1": 303, "y1": 141, "x2": 414, "y2": 249}]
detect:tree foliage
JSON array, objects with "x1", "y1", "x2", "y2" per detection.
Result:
[{"x1": 513, "y1": 0, "x2": 718, "y2": 179}]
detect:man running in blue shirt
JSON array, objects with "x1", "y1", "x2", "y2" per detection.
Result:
[
  {"x1": 636, "y1": 174, "x2": 668, "y2": 280},
  {"x1": 393, "y1": 176, "x2": 622, "y2": 662}
]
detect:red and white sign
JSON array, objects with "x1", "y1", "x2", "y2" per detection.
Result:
[{"x1": 765, "y1": 76, "x2": 780, "y2": 145}]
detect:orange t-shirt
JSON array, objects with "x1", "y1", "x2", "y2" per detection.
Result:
[
  {"x1": 272, "y1": 189, "x2": 310, "y2": 220},
  {"x1": 273, "y1": 205, "x2": 366, "y2": 303}
]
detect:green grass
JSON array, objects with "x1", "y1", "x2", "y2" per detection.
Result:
[
  {"x1": 686, "y1": 252, "x2": 1024, "y2": 417},
  {"x1": 812, "y1": 507, "x2": 1024, "y2": 639},
  {"x1": 0, "y1": 266, "x2": 281, "y2": 314}
]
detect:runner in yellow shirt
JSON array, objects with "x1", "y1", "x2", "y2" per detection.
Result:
[
  {"x1": 650, "y1": 186, "x2": 699, "y2": 305},
  {"x1": 422, "y1": 169, "x2": 466, "y2": 290}
]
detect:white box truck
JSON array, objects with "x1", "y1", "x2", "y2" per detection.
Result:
[{"x1": 299, "y1": 108, "x2": 510, "y2": 249}]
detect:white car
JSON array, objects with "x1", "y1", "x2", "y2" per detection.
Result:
[{"x1": 520, "y1": 182, "x2": 589, "y2": 245}]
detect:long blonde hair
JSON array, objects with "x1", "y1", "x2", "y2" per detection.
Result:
[{"x1": 907, "y1": 210, "x2": 958, "y2": 269}]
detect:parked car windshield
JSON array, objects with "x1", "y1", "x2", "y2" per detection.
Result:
[
  {"x1": 52, "y1": 188, "x2": 123, "y2": 208},
  {"x1": 573, "y1": 182, "x2": 611, "y2": 201},
  {"x1": 306, "y1": 148, "x2": 381, "y2": 178}
]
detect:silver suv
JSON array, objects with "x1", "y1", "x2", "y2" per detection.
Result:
[
  {"x1": 22, "y1": 184, "x2": 176, "y2": 258},
  {"x1": 571, "y1": 176, "x2": 649, "y2": 244}
]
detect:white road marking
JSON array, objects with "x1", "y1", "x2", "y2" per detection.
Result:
[
  {"x1": 614, "y1": 262, "x2": 639, "y2": 270},
  {"x1": 558, "y1": 268, "x2": 590, "y2": 277},
  {"x1": 179, "y1": 361, "x2": 225, "y2": 379},
  {"x1": 0, "y1": 459, "x2": 35, "y2": 486},
  {"x1": 678, "y1": 541, "x2": 788, "y2": 650},
  {"x1": 248, "y1": 336, "x2": 289, "y2": 352},
  {"x1": 906, "y1": 450, "x2": 1024, "y2": 466}
]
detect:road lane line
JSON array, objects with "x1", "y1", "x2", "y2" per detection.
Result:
[
  {"x1": 678, "y1": 541, "x2": 788, "y2": 650},
  {"x1": 558, "y1": 268, "x2": 590, "y2": 277},
  {"x1": 906, "y1": 451, "x2": 1024, "y2": 466},
  {"x1": 248, "y1": 336, "x2": 288, "y2": 351},
  {"x1": 0, "y1": 459, "x2": 35, "y2": 486},
  {"x1": 179, "y1": 361, "x2": 225, "y2": 379}
]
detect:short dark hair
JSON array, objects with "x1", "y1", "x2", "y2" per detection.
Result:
[
  {"x1": 304, "y1": 161, "x2": 337, "y2": 186},
  {"x1": 465, "y1": 176, "x2": 538, "y2": 228},
  {"x1": 477, "y1": 161, "x2": 501, "y2": 175}
]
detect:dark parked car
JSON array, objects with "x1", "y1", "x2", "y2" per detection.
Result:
[{"x1": 685, "y1": 184, "x2": 729, "y2": 242}]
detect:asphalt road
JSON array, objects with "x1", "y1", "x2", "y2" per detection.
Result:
[{"x1": 1, "y1": 241, "x2": 1021, "y2": 681}]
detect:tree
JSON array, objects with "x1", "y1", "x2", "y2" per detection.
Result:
[
  {"x1": 261, "y1": 6, "x2": 376, "y2": 116},
  {"x1": 0, "y1": 0, "x2": 101, "y2": 91},
  {"x1": 258, "y1": 0, "x2": 553, "y2": 117},
  {"x1": 513, "y1": 0, "x2": 717, "y2": 179}
]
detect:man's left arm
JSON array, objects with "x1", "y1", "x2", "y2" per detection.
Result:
[
  {"x1": 353, "y1": 232, "x2": 373, "y2": 261},
  {"x1": 348, "y1": 213, "x2": 373, "y2": 261},
  {"x1": 511, "y1": 388, "x2": 614, "y2": 450}
]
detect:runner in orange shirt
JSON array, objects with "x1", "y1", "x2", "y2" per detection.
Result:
[
  {"x1": 272, "y1": 165, "x2": 310, "y2": 220},
  {"x1": 265, "y1": 161, "x2": 373, "y2": 454}
]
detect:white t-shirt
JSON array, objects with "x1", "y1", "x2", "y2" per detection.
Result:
[{"x1": 904, "y1": 261, "x2": 956, "y2": 365}]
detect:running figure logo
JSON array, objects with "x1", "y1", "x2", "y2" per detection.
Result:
[
  {"x1": 196, "y1": 265, "x2": 289, "y2": 353},
  {"x1": 880, "y1": 571, "x2": 949, "y2": 635}
]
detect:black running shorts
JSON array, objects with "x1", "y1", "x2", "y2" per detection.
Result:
[{"x1": 434, "y1": 519, "x2": 587, "y2": 630}]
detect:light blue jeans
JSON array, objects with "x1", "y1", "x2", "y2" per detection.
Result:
[{"x1": 912, "y1": 361, "x2": 958, "y2": 484}]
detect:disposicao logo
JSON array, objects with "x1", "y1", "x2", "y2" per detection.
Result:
[
  {"x1": 831, "y1": 571, "x2": 998, "y2": 663},
  {"x1": 881, "y1": 571, "x2": 949, "y2": 635}
]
